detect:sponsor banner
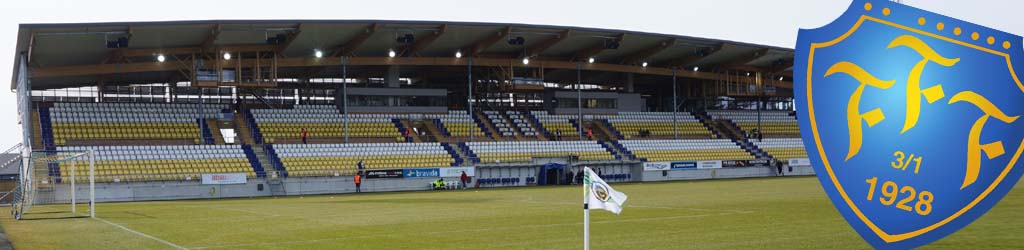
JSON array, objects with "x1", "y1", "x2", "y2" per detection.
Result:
[
  {"x1": 642, "y1": 162, "x2": 671, "y2": 171},
  {"x1": 722, "y1": 160, "x2": 745, "y2": 167},
  {"x1": 722, "y1": 160, "x2": 767, "y2": 167},
  {"x1": 697, "y1": 160, "x2": 723, "y2": 169},
  {"x1": 364, "y1": 169, "x2": 404, "y2": 179},
  {"x1": 671, "y1": 161, "x2": 697, "y2": 169},
  {"x1": 788, "y1": 158, "x2": 811, "y2": 167},
  {"x1": 403, "y1": 168, "x2": 440, "y2": 178},
  {"x1": 439, "y1": 167, "x2": 475, "y2": 177},
  {"x1": 201, "y1": 173, "x2": 247, "y2": 185}
]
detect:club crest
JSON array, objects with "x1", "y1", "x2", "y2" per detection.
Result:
[
  {"x1": 795, "y1": 0, "x2": 1024, "y2": 248},
  {"x1": 592, "y1": 183, "x2": 610, "y2": 202}
]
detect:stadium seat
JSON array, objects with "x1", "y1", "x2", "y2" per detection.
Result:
[
  {"x1": 49, "y1": 102, "x2": 225, "y2": 146},
  {"x1": 56, "y1": 145, "x2": 255, "y2": 183},
  {"x1": 251, "y1": 105, "x2": 403, "y2": 142},
  {"x1": 465, "y1": 141, "x2": 615, "y2": 163},
  {"x1": 619, "y1": 139, "x2": 755, "y2": 162},
  {"x1": 751, "y1": 138, "x2": 809, "y2": 161},
  {"x1": 708, "y1": 110, "x2": 799, "y2": 137},
  {"x1": 273, "y1": 143, "x2": 454, "y2": 177},
  {"x1": 590, "y1": 112, "x2": 712, "y2": 139}
]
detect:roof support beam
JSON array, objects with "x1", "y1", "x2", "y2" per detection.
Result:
[
  {"x1": 200, "y1": 24, "x2": 222, "y2": 52},
  {"x1": 275, "y1": 23, "x2": 304, "y2": 54},
  {"x1": 620, "y1": 38, "x2": 675, "y2": 65},
  {"x1": 660, "y1": 43, "x2": 723, "y2": 69},
  {"x1": 573, "y1": 33, "x2": 624, "y2": 61},
  {"x1": 721, "y1": 48, "x2": 770, "y2": 69},
  {"x1": 523, "y1": 30, "x2": 570, "y2": 58},
  {"x1": 401, "y1": 24, "x2": 448, "y2": 57},
  {"x1": 330, "y1": 23, "x2": 380, "y2": 57},
  {"x1": 766, "y1": 58, "x2": 794, "y2": 73},
  {"x1": 463, "y1": 26, "x2": 512, "y2": 56},
  {"x1": 102, "y1": 26, "x2": 134, "y2": 64}
]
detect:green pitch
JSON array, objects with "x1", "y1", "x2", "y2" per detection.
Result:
[{"x1": 2, "y1": 176, "x2": 1023, "y2": 249}]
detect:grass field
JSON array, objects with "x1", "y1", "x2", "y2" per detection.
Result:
[{"x1": 2, "y1": 176, "x2": 1023, "y2": 249}]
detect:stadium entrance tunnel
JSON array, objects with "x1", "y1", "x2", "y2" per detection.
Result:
[{"x1": 538, "y1": 163, "x2": 566, "y2": 186}]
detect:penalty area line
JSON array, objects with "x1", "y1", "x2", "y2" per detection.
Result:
[{"x1": 94, "y1": 217, "x2": 187, "y2": 250}]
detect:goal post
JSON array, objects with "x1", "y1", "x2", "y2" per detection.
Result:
[{"x1": 13, "y1": 149, "x2": 95, "y2": 220}]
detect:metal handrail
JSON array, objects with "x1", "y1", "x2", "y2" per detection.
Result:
[{"x1": 2, "y1": 143, "x2": 23, "y2": 155}]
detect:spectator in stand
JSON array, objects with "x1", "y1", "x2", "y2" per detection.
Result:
[
  {"x1": 301, "y1": 128, "x2": 309, "y2": 144},
  {"x1": 460, "y1": 171, "x2": 469, "y2": 189},
  {"x1": 587, "y1": 128, "x2": 594, "y2": 140},
  {"x1": 556, "y1": 129, "x2": 562, "y2": 141},
  {"x1": 353, "y1": 173, "x2": 362, "y2": 193},
  {"x1": 357, "y1": 159, "x2": 365, "y2": 175}
]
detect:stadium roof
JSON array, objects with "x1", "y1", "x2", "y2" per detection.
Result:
[{"x1": 11, "y1": 20, "x2": 795, "y2": 90}]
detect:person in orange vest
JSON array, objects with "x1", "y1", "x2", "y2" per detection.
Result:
[
  {"x1": 354, "y1": 173, "x2": 362, "y2": 193},
  {"x1": 300, "y1": 128, "x2": 309, "y2": 144},
  {"x1": 587, "y1": 127, "x2": 594, "y2": 140}
]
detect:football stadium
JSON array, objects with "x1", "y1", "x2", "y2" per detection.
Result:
[{"x1": 1, "y1": 15, "x2": 1022, "y2": 249}]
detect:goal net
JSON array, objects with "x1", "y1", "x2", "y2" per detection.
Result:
[{"x1": 12, "y1": 150, "x2": 95, "y2": 220}]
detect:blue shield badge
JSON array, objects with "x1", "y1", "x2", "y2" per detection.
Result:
[{"x1": 795, "y1": 0, "x2": 1024, "y2": 248}]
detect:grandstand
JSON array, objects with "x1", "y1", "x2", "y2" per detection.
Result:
[{"x1": 7, "y1": 19, "x2": 801, "y2": 207}]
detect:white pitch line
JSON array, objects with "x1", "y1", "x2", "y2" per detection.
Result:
[
  {"x1": 191, "y1": 209, "x2": 752, "y2": 249},
  {"x1": 95, "y1": 217, "x2": 187, "y2": 250}
]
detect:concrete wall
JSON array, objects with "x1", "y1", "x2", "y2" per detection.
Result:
[{"x1": 52, "y1": 165, "x2": 815, "y2": 203}]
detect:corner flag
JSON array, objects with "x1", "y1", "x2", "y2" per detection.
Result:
[
  {"x1": 583, "y1": 167, "x2": 627, "y2": 250},
  {"x1": 583, "y1": 167, "x2": 628, "y2": 214}
]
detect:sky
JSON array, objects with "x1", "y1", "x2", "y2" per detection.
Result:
[{"x1": 0, "y1": 0, "x2": 1020, "y2": 147}]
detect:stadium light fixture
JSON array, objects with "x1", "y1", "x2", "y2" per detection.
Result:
[
  {"x1": 455, "y1": 51, "x2": 463, "y2": 59},
  {"x1": 314, "y1": 49, "x2": 323, "y2": 58},
  {"x1": 588, "y1": 57, "x2": 595, "y2": 64},
  {"x1": 388, "y1": 49, "x2": 397, "y2": 58},
  {"x1": 641, "y1": 62, "x2": 648, "y2": 68},
  {"x1": 522, "y1": 57, "x2": 530, "y2": 65},
  {"x1": 156, "y1": 54, "x2": 165, "y2": 63},
  {"x1": 223, "y1": 52, "x2": 232, "y2": 60}
]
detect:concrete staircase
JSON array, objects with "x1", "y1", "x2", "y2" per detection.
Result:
[
  {"x1": 498, "y1": 112, "x2": 526, "y2": 141},
  {"x1": 598, "y1": 140, "x2": 626, "y2": 161},
  {"x1": 422, "y1": 119, "x2": 447, "y2": 142},
  {"x1": 31, "y1": 111, "x2": 43, "y2": 150},
  {"x1": 591, "y1": 120, "x2": 619, "y2": 141},
  {"x1": 399, "y1": 119, "x2": 424, "y2": 143},
  {"x1": 714, "y1": 119, "x2": 768, "y2": 159},
  {"x1": 475, "y1": 112, "x2": 503, "y2": 141},
  {"x1": 694, "y1": 112, "x2": 726, "y2": 139},
  {"x1": 233, "y1": 115, "x2": 256, "y2": 145},
  {"x1": 206, "y1": 119, "x2": 225, "y2": 145},
  {"x1": 252, "y1": 145, "x2": 276, "y2": 177}
]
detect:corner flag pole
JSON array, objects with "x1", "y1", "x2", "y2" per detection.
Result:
[{"x1": 583, "y1": 167, "x2": 590, "y2": 250}]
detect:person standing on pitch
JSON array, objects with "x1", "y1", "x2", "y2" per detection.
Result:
[
  {"x1": 353, "y1": 172, "x2": 362, "y2": 193},
  {"x1": 300, "y1": 128, "x2": 309, "y2": 144},
  {"x1": 460, "y1": 171, "x2": 469, "y2": 189}
]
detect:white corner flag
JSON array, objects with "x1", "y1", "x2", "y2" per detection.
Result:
[
  {"x1": 584, "y1": 167, "x2": 628, "y2": 214},
  {"x1": 583, "y1": 167, "x2": 628, "y2": 250}
]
